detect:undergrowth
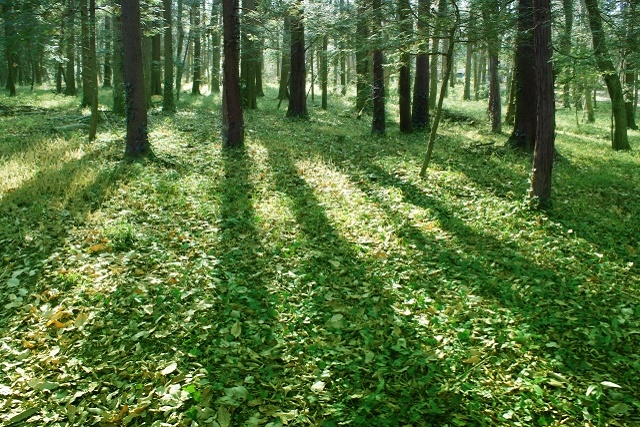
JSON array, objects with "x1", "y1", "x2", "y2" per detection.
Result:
[{"x1": 0, "y1": 86, "x2": 639, "y2": 426}]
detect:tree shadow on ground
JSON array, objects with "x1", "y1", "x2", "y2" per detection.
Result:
[{"x1": 293, "y1": 134, "x2": 640, "y2": 424}]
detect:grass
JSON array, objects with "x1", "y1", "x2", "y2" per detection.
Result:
[{"x1": 0, "y1": 84, "x2": 639, "y2": 427}]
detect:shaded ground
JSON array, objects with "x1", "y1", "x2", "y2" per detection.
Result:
[{"x1": 0, "y1": 88, "x2": 639, "y2": 426}]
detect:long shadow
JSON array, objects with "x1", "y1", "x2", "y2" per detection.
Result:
[
  {"x1": 296, "y1": 136, "x2": 640, "y2": 423},
  {"x1": 264, "y1": 145, "x2": 459, "y2": 426}
]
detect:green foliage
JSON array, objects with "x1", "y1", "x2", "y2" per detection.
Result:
[{"x1": 0, "y1": 86, "x2": 638, "y2": 426}]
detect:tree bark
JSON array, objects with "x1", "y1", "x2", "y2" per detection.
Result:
[
  {"x1": 355, "y1": 0, "x2": 370, "y2": 113},
  {"x1": 482, "y1": 0, "x2": 501, "y2": 133},
  {"x1": 429, "y1": 0, "x2": 447, "y2": 109},
  {"x1": 64, "y1": 0, "x2": 76, "y2": 96},
  {"x1": 508, "y1": 0, "x2": 536, "y2": 150},
  {"x1": 175, "y1": 0, "x2": 185, "y2": 98},
  {"x1": 121, "y1": 0, "x2": 150, "y2": 158},
  {"x1": 151, "y1": 19, "x2": 162, "y2": 95},
  {"x1": 103, "y1": 15, "x2": 112, "y2": 87},
  {"x1": 530, "y1": 0, "x2": 554, "y2": 207},
  {"x1": 88, "y1": 0, "x2": 98, "y2": 140},
  {"x1": 191, "y1": 0, "x2": 202, "y2": 95},
  {"x1": 241, "y1": 0, "x2": 257, "y2": 108},
  {"x1": 210, "y1": 3, "x2": 221, "y2": 93},
  {"x1": 371, "y1": 0, "x2": 385, "y2": 134},
  {"x1": 321, "y1": 34, "x2": 328, "y2": 109},
  {"x1": 278, "y1": 15, "x2": 291, "y2": 100},
  {"x1": 560, "y1": 0, "x2": 572, "y2": 108},
  {"x1": 287, "y1": 1, "x2": 308, "y2": 119},
  {"x1": 81, "y1": 0, "x2": 91, "y2": 107},
  {"x1": 112, "y1": 11, "x2": 126, "y2": 115},
  {"x1": 398, "y1": 0, "x2": 412, "y2": 133},
  {"x1": 222, "y1": 0, "x2": 244, "y2": 147},
  {"x1": 163, "y1": 0, "x2": 176, "y2": 111},
  {"x1": 412, "y1": 0, "x2": 429, "y2": 130},
  {"x1": 2, "y1": 3, "x2": 16, "y2": 96},
  {"x1": 583, "y1": 0, "x2": 630, "y2": 150}
]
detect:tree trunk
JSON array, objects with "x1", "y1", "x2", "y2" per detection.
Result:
[
  {"x1": 103, "y1": 15, "x2": 112, "y2": 87},
  {"x1": 163, "y1": 0, "x2": 176, "y2": 111},
  {"x1": 81, "y1": 0, "x2": 91, "y2": 107},
  {"x1": 483, "y1": 1, "x2": 501, "y2": 133},
  {"x1": 412, "y1": 0, "x2": 429, "y2": 130},
  {"x1": 508, "y1": 0, "x2": 536, "y2": 150},
  {"x1": 2, "y1": 3, "x2": 17, "y2": 96},
  {"x1": 371, "y1": 0, "x2": 385, "y2": 134},
  {"x1": 175, "y1": 0, "x2": 185, "y2": 98},
  {"x1": 121, "y1": 0, "x2": 150, "y2": 158},
  {"x1": 530, "y1": 0, "x2": 554, "y2": 207},
  {"x1": 463, "y1": 38, "x2": 472, "y2": 100},
  {"x1": 64, "y1": 0, "x2": 76, "y2": 96},
  {"x1": 560, "y1": 0, "x2": 572, "y2": 108},
  {"x1": 355, "y1": 0, "x2": 370, "y2": 113},
  {"x1": 256, "y1": 47, "x2": 264, "y2": 97},
  {"x1": 222, "y1": 0, "x2": 244, "y2": 147},
  {"x1": 191, "y1": 0, "x2": 202, "y2": 95},
  {"x1": 583, "y1": 0, "x2": 630, "y2": 150},
  {"x1": 398, "y1": 0, "x2": 412, "y2": 133},
  {"x1": 112, "y1": 11, "x2": 126, "y2": 115},
  {"x1": 584, "y1": 86, "x2": 595, "y2": 122},
  {"x1": 241, "y1": 0, "x2": 257, "y2": 108},
  {"x1": 321, "y1": 34, "x2": 328, "y2": 109},
  {"x1": 151, "y1": 22, "x2": 162, "y2": 95},
  {"x1": 623, "y1": 0, "x2": 639, "y2": 129},
  {"x1": 210, "y1": 3, "x2": 221, "y2": 93},
  {"x1": 287, "y1": 1, "x2": 308, "y2": 119},
  {"x1": 88, "y1": 0, "x2": 98, "y2": 141},
  {"x1": 278, "y1": 15, "x2": 291, "y2": 100},
  {"x1": 429, "y1": 0, "x2": 447, "y2": 109}
]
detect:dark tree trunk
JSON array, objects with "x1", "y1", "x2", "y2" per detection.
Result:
[
  {"x1": 482, "y1": 1, "x2": 501, "y2": 133},
  {"x1": 103, "y1": 15, "x2": 112, "y2": 87},
  {"x1": 151, "y1": 27, "x2": 162, "y2": 95},
  {"x1": 508, "y1": 0, "x2": 536, "y2": 151},
  {"x1": 278, "y1": 15, "x2": 291, "y2": 100},
  {"x1": 412, "y1": 0, "x2": 429, "y2": 130},
  {"x1": 64, "y1": 0, "x2": 76, "y2": 96},
  {"x1": 530, "y1": 0, "x2": 554, "y2": 207},
  {"x1": 504, "y1": 64, "x2": 517, "y2": 125},
  {"x1": 463, "y1": 39, "x2": 472, "y2": 100},
  {"x1": 211, "y1": 5, "x2": 221, "y2": 93},
  {"x1": 583, "y1": 0, "x2": 630, "y2": 150},
  {"x1": 175, "y1": 0, "x2": 185, "y2": 98},
  {"x1": 81, "y1": 0, "x2": 91, "y2": 107},
  {"x1": 3, "y1": 4, "x2": 17, "y2": 96},
  {"x1": 429, "y1": 0, "x2": 447, "y2": 109},
  {"x1": 560, "y1": 0, "x2": 572, "y2": 108},
  {"x1": 121, "y1": 0, "x2": 150, "y2": 158},
  {"x1": 371, "y1": 0, "x2": 385, "y2": 134},
  {"x1": 287, "y1": 1, "x2": 308, "y2": 119},
  {"x1": 241, "y1": 0, "x2": 257, "y2": 108},
  {"x1": 88, "y1": 0, "x2": 98, "y2": 140},
  {"x1": 321, "y1": 34, "x2": 328, "y2": 109},
  {"x1": 163, "y1": 0, "x2": 175, "y2": 111},
  {"x1": 191, "y1": 0, "x2": 202, "y2": 95},
  {"x1": 398, "y1": 0, "x2": 412, "y2": 133},
  {"x1": 112, "y1": 11, "x2": 126, "y2": 115},
  {"x1": 355, "y1": 0, "x2": 370, "y2": 113},
  {"x1": 222, "y1": 0, "x2": 244, "y2": 147}
]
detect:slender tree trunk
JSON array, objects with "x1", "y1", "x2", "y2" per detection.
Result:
[
  {"x1": 473, "y1": 50, "x2": 479, "y2": 100},
  {"x1": 88, "y1": 0, "x2": 98, "y2": 140},
  {"x1": 412, "y1": 0, "x2": 430, "y2": 130},
  {"x1": 508, "y1": 0, "x2": 536, "y2": 150},
  {"x1": 429, "y1": 0, "x2": 447, "y2": 109},
  {"x1": 2, "y1": 4, "x2": 17, "y2": 96},
  {"x1": 104, "y1": 15, "x2": 112, "y2": 87},
  {"x1": 505, "y1": 64, "x2": 517, "y2": 125},
  {"x1": 584, "y1": 86, "x2": 595, "y2": 122},
  {"x1": 560, "y1": 0, "x2": 572, "y2": 108},
  {"x1": 623, "y1": 0, "x2": 639, "y2": 129},
  {"x1": 398, "y1": 0, "x2": 412, "y2": 133},
  {"x1": 530, "y1": 0, "x2": 554, "y2": 206},
  {"x1": 191, "y1": 0, "x2": 202, "y2": 95},
  {"x1": 163, "y1": 0, "x2": 175, "y2": 111},
  {"x1": 81, "y1": 0, "x2": 91, "y2": 107},
  {"x1": 241, "y1": 0, "x2": 257, "y2": 108},
  {"x1": 583, "y1": 0, "x2": 630, "y2": 150},
  {"x1": 211, "y1": 4, "x2": 221, "y2": 93},
  {"x1": 151, "y1": 18, "x2": 162, "y2": 95},
  {"x1": 321, "y1": 34, "x2": 328, "y2": 109},
  {"x1": 483, "y1": 1, "x2": 501, "y2": 133},
  {"x1": 463, "y1": 38, "x2": 472, "y2": 100},
  {"x1": 112, "y1": 11, "x2": 126, "y2": 115},
  {"x1": 287, "y1": 1, "x2": 308, "y2": 119},
  {"x1": 278, "y1": 15, "x2": 291, "y2": 100},
  {"x1": 121, "y1": 0, "x2": 150, "y2": 158},
  {"x1": 175, "y1": 0, "x2": 185, "y2": 98},
  {"x1": 355, "y1": 0, "x2": 370, "y2": 113},
  {"x1": 64, "y1": 0, "x2": 76, "y2": 96},
  {"x1": 371, "y1": 0, "x2": 385, "y2": 134},
  {"x1": 222, "y1": 0, "x2": 244, "y2": 147}
]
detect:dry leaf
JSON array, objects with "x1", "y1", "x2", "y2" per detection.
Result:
[
  {"x1": 160, "y1": 362, "x2": 178, "y2": 376},
  {"x1": 88, "y1": 243, "x2": 108, "y2": 254}
]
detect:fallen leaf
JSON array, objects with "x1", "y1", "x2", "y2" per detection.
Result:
[
  {"x1": 218, "y1": 406, "x2": 231, "y2": 427},
  {"x1": 600, "y1": 381, "x2": 621, "y2": 388},
  {"x1": 311, "y1": 381, "x2": 325, "y2": 392},
  {"x1": 161, "y1": 362, "x2": 178, "y2": 376},
  {"x1": 230, "y1": 321, "x2": 242, "y2": 338}
]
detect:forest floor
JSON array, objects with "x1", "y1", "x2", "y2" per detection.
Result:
[{"x1": 1, "y1": 86, "x2": 640, "y2": 427}]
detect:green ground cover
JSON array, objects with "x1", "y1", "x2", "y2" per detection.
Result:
[{"x1": 1, "y1": 87, "x2": 639, "y2": 426}]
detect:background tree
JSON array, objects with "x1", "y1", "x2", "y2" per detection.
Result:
[
  {"x1": 163, "y1": 0, "x2": 175, "y2": 111},
  {"x1": 241, "y1": 0, "x2": 257, "y2": 108},
  {"x1": 64, "y1": 0, "x2": 76, "y2": 96},
  {"x1": 397, "y1": 0, "x2": 412, "y2": 133},
  {"x1": 121, "y1": 0, "x2": 150, "y2": 158},
  {"x1": 371, "y1": 0, "x2": 385, "y2": 134},
  {"x1": 191, "y1": 0, "x2": 202, "y2": 95},
  {"x1": 412, "y1": 0, "x2": 430, "y2": 129},
  {"x1": 222, "y1": 0, "x2": 244, "y2": 147},
  {"x1": 286, "y1": 0, "x2": 307, "y2": 119}
]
